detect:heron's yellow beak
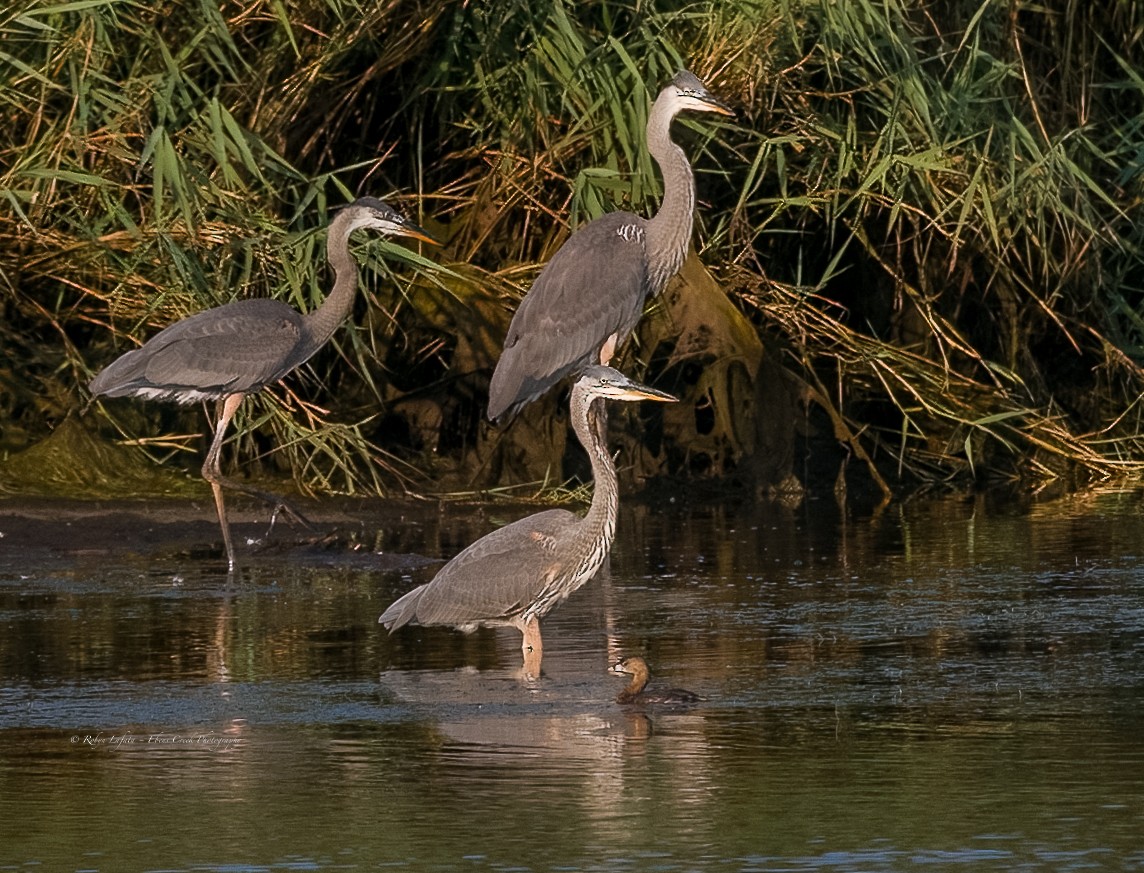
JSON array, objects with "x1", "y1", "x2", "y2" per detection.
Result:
[
  {"x1": 399, "y1": 222, "x2": 441, "y2": 246},
  {"x1": 616, "y1": 384, "x2": 677, "y2": 403}
]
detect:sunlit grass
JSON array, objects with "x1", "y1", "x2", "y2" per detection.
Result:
[{"x1": 3, "y1": 0, "x2": 1144, "y2": 495}]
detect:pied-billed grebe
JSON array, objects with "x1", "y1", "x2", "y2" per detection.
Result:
[
  {"x1": 610, "y1": 656, "x2": 704, "y2": 705},
  {"x1": 379, "y1": 368, "x2": 676, "y2": 677}
]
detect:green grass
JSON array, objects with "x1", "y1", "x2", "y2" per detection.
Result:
[{"x1": 3, "y1": 0, "x2": 1144, "y2": 498}]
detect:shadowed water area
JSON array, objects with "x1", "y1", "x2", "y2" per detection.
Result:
[{"x1": 1, "y1": 489, "x2": 1142, "y2": 871}]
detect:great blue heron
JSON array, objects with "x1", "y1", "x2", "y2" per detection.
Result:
[
  {"x1": 380, "y1": 365, "x2": 676, "y2": 676},
  {"x1": 486, "y1": 70, "x2": 733, "y2": 422},
  {"x1": 610, "y1": 656, "x2": 704, "y2": 705},
  {"x1": 88, "y1": 197, "x2": 438, "y2": 570}
]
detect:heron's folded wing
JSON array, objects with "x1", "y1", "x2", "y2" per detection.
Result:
[
  {"x1": 91, "y1": 299, "x2": 305, "y2": 398},
  {"x1": 411, "y1": 509, "x2": 579, "y2": 626},
  {"x1": 487, "y1": 213, "x2": 649, "y2": 420}
]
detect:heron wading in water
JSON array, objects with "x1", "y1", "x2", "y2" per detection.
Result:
[
  {"x1": 89, "y1": 197, "x2": 437, "y2": 570},
  {"x1": 380, "y1": 365, "x2": 676, "y2": 676},
  {"x1": 486, "y1": 70, "x2": 733, "y2": 422}
]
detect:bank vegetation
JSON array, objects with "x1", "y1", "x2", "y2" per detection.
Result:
[{"x1": 2, "y1": 0, "x2": 1143, "y2": 502}]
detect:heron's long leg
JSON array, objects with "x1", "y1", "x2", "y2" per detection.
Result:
[
  {"x1": 520, "y1": 617, "x2": 543, "y2": 678},
  {"x1": 200, "y1": 394, "x2": 313, "y2": 569},
  {"x1": 202, "y1": 393, "x2": 244, "y2": 571}
]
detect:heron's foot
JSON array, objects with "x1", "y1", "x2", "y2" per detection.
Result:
[
  {"x1": 210, "y1": 476, "x2": 313, "y2": 532},
  {"x1": 265, "y1": 496, "x2": 313, "y2": 533},
  {"x1": 258, "y1": 494, "x2": 313, "y2": 545}
]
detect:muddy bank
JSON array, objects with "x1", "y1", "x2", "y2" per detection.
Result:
[{"x1": 0, "y1": 495, "x2": 456, "y2": 572}]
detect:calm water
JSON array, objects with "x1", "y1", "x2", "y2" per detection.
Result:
[{"x1": 1, "y1": 490, "x2": 1143, "y2": 871}]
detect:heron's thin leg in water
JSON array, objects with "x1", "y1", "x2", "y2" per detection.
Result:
[
  {"x1": 521, "y1": 617, "x2": 543, "y2": 679},
  {"x1": 201, "y1": 395, "x2": 315, "y2": 569},
  {"x1": 202, "y1": 394, "x2": 243, "y2": 571}
]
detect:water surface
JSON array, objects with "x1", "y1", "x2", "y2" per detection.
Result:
[{"x1": 1, "y1": 490, "x2": 1142, "y2": 871}]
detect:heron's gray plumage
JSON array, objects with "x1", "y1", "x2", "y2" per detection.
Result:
[
  {"x1": 486, "y1": 70, "x2": 731, "y2": 422},
  {"x1": 381, "y1": 365, "x2": 677, "y2": 673},
  {"x1": 89, "y1": 197, "x2": 432, "y2": 404},
  {"x1": 489, "y1": 212, "x2": 648, "y2": 417},
  {"x1": 89, "y1": 298, "x2": 306, "y2": 403},
  {"x1": 88, "y1": 196, "x2": 437, "y2": 570},
  {"x1": 379, "y1": 507, "x2": 579, "y2": 631}
]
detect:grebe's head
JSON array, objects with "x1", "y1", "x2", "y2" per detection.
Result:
[{"x1": 610, "y1": 656, "x2": 649, "y2": 677}]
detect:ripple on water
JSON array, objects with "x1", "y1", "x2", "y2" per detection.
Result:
[{"x1": 2, "y1": 494, "x2": 1144, "y2": 870}]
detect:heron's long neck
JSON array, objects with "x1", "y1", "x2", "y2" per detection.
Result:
[
  {"x1": 571, "y1": 393, "x2": 620, "y2": 561},
  {"x1": 303, "y1": 211, "x2": 360, "y2": 350},
  {"x1": 645, "y1": 98, "x2": 696, "y2": 295}
]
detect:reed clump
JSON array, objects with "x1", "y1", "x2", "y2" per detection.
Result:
[{"x1": 2, "y1": 0, "x2": 1143, "y2": 500}]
